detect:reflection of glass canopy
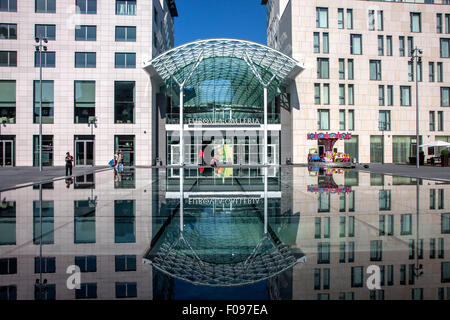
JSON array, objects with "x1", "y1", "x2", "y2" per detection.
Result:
[{"x1": 144, "y1": 38, "x2": 303, "y2": 109}]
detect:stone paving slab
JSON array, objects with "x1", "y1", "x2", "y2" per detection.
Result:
[{"x1": 0, "y1": 166, "x2": 110, "y2": 191}]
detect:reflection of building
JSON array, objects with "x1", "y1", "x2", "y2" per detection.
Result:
[
  {"x1": 291, "y1": 168, "x2": 450, "y2": 300},
  {"x1": 264, "y1": 0, "x2": 450, "y2": 164},
  {"x1": 0, "y1": 0, "x2": 177, "y2": 166},
  {"x1": 0, "y1": 169, "x2": 153, "y2": 299}
]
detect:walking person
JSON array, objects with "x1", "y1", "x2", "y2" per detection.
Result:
[
  {"x1": 65, "y1": 152, "x2": 73, "y2": 177},
  {"x1": 114, "y1": 150, "x2": 120, "y2": 173},
  {"x1": 118, "y1": 149, "x2": 124, "y2": 172}
]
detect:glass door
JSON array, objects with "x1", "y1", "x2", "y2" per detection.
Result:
[
  {"x1": 75, "y1": 140, "x2": 95, "y2": 166},
  {"x1": 267, "y1": 144, "x2": 277, "y2": 165},
  {"x1": 0, "y1": 140, "x2": 14, "y2": 166},
  {"x1": 171, "y1": 144, "x2": 180, "y2": 177}
]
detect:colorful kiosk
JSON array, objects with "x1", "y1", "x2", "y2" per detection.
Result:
[{"x1": 307, "y1": 132, "x2": 354, "y2": 168}]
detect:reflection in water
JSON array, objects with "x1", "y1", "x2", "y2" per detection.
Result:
[{"x1": 0, "y1": 167, "x2": 450, "y2": 300}]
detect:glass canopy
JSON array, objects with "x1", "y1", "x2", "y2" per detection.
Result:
[{"x1": 144, "y1": 39, "x2": 303, "y2": 117}]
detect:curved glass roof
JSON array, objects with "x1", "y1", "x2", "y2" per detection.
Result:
[{"x1": 144, "y1": 39, "x2": 303, "y2": 109}]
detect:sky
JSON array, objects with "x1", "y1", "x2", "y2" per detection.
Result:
[{"x1": 173, "y1": 0, "x2": 267, "y2": 47}]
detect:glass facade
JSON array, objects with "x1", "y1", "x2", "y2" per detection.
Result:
[{"x1": 74, "y1": 81, "x2": 95, "y2": 124}]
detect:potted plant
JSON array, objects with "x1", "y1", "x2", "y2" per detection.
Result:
[
  {"x1": 441, "y1": 149, "x2": 449, "y2": 167},
  {"x1": 419, "y1": 150, "x2": 425, "y2": 165}
]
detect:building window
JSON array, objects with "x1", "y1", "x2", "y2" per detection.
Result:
[
  {"x1": 34, "y1": 257, "x2": 55, "y2": 273},
  {"x1": 35, "y1": 24, "x2": 56, "y2": 41},
  {"x1": 387, "y1": 85, "x2": 393, "y2": 106},
  {"x1": 316, "y1": 7, "x2": 328, "y2": 28},
  {"x1": 347, "y1": 9, "x2": 353, "y2": 29},
  {"x1": 33, "y1": 80, "x2": 54, "y2": 124},
  {"x1": 75, "y1": 256, "x2": 97, "y2": 272},
  {"x1": 314, "y1": 83, "x2": 320, "y2": 104},
  {"x1": 75, "y1": 52, "x2": 96, "y2": 68},
  {"x1": 338, "y1": 8, "x2": 344, "y2": 29},
  {"x1": 323, "y1": 84, "x2": 330, "y2": 105},
  {"x1": 317, "y1": 242, "x2": 330, "y2": 264},
  {"x1": 348, "y1": 59, "x2": 354, "y2": 79},
  {"x1": 0, "y1": 258, "x2": 16, "y2": 275},
  {"x1": 0, "y1": 51, "x2": 16, "y2": 67},
  {"x1": 442, "y1": 213, "x2": 450, "y2": 234},
  {"x1": 318, "y1": 109, "x2": 330, "y2": 130},
  {"x1": 401, "y1": 214, "x2": 412, "y2": 235},
  {"x1": 378, "y1": 35, "x2": 384, "y2": 56},
  {"x1": 34, "y1": 51, "x2": 55, "y2": 68},
  {"x1": 339, "y1": 217, "x2": 346, "y2": 237},
  {"x1": 430, "y1": 62, "x2": 435, "y2": 82},
  {"x1": 0, "y1": 0, "x2": 16, "y2": 12},
  {"x1": 116, "y1": 26, "x2": 136, "y2": 42},
  {"x1": 408, "y1": 37, "x2": 414, "y2": 57},
  {"x1": 322, "y1": 33, "x2": 329, "y2": 54},
  {"x1": 368, "y1": 10, "x2": 375, "y2": 31},
  {"x1": 410, "y1": 12, "x2": 422, "y2": 33},
  {"x1": 0, "y1": 285, "x2": 16, "y2": 300},
  {"x1": 317, "y1": 58, "x2": 329, "y2": 79},
  {"x1": 441, "y1": 38, "x2": 450, "y2": 58},
  {"x1": 441, "y1": 87, "x2": 449, "y2": 106},
  {"x1": 370, "y1": 240, "x2": 383, "y2": 261},
  {"x1": 379, "y1": 85, "x2": 385, "y2": 106},
  {"x1": 350, "y1": 34, "x2": 362, "y2": 55},
  {"x1": 442, "y1": 262, "x2": 450, "y2": 283},
  {"x1": 318, "y1": 193, "x2": 330, "y2": 212},
  {"x1": 370, "y1": 60, "x2": 382, "y2": 80},
  {"x1": 32, "y1": 135, "x2": 54, "y2": 166},
  {"x1": 412, "y1": 288, "x2": 423, "y2": 300},
  {"x1": 438, "y1": 13, "x2": 443, "y2": 33},
  {"x1": 339, "y1": 59, "x2": 345, "y2": 79},
  {"x1": 114, "y1": 200, "x2": 136, "y2": 242},
  {"x1": 313, "y1": 32, "x2": 320, "y2": 53},
  {"x1": 377, "y1": 10, "x2": 384, "y2": 31},
  {"x1": 430, "y1": 111, "x2": 436, "y2": 131},
  {"x1": 408, "y1": 61, "x2": 414, "y2": 82},
  {"x1": 116, "y1": 0, "x2": 136, "y2": 15},
  {"x1": 339, "y1": 109, "x2": 345, "y2": 130},
  {"x1": 400, "y1": 86, "x2": 411, "y2": 106},
  {"x1": 75, "y1": 25, "x2": 96, "y2": 41},
  {"x1": 76, "y1": 0, "x2": 97, "y2": 14},
  {"x1": 437, "y1": 62, "x2": 444, "y2": 82},
  {"x1": 351, "y1": 267, "x2": 363, "y2": 287},
  {"x1": 417, "y1": 61, "x2": 423, "y2": 82},
  {"x1": 0, "y1": 24, "x2": 16, "y2": 39},
  {"x1": 348, "y1": 110, "x2": 354, "y2": 131},
  {"x1": 339, "y1": 84, "x2": 345, "y2": 105},
  {"x1": 36, "y1": 0, "x2": 56, "y2": 13},
  {"x1": 438, "y1": 111, "x2": 444, "y2": 131},
  {"x1": 115, "y1": 255, "x2": 137, "y2": 271},
  {"x1": 115, "y1": 282, "x2": 137, "y2": 298},
  {"x1": 74, "y1": 200, "x2": 95, "y2": 243},
  {"x1": 115, "y1": 52, "x2": 136, "y2": 68},
  {"x1": 314, "y1": 217, "x2": 321, "y2": 239},
  {"x1": 75, "y1": 283, "x2": 97, "y2": 299},
  {"x1": 386, "y1": 36, "x2": 392, "y2": 56},
  {"x1": 0, "y1": 80, "x2": 15, "y2": 124},
  {"x1": 115, "y1": 81, "x2": 135, "y2": 124},
  {"x1": 439, "y1": 189, "x2": 445, "y2": 209},
  {"x1": 446, "y1": 13, "x2": 450, "y2": 34},
  {"x1": 32, "y1": 200, "x2": 54, "y2": 242},
  {"x1": 348, "y1": 84, "x2": 354, "y2": 105},
  {"x1": 399, "y1": 36, "x2": 405, "y2": 57},
  {"x1": 379, "y1": 110, "x2": 391, "y2": 131},
  {"x1": 380, "y1": 190, "x2": 391, "y2": 211}
]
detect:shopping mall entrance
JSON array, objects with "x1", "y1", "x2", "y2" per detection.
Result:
[
  {"x1": 144, "y1": 39, "x2": 303, "y2": 167},
  {"x1": 167, "y1": 130, "x2": 280, "y2": 166}
]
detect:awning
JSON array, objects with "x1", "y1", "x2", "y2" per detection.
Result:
[{"x1": 419, "y1": 141, "x2": 450, "y2": 148}]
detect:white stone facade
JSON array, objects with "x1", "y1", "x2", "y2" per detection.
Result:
[
  {"x1": 0, "y1": 0, "x2": 176, "y2": 166},
  {"x1": 265, "y1": 0, "x2": 450, "y2": 164}
]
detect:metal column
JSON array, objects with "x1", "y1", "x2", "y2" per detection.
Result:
[
  {"x1": 179, "y1": 86, "x2": 184, "y2": 166},
  {"x1": 263, "y1": 86, "x2": 268, "y2": 166}
]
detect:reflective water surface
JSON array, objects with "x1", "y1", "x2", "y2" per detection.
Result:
[{"x1": 0, "y1": 167, "x2": 449, "y2": 300}]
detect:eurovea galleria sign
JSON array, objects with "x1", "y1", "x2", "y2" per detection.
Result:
[{"x1": 187, "y1": 118, "x2": 261, "y2": 125}]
